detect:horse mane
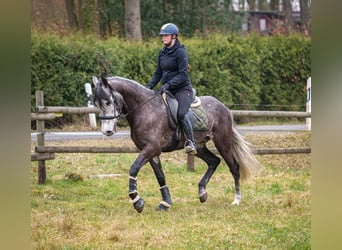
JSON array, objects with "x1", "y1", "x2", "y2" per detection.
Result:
[{"x1": 106, "y1": 76, "x2": 147, "y2": 92}]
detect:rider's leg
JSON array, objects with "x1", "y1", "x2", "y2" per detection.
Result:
[
  {"x1": 180, "y1": 114, "x2": 197, "y2": 154},
  {"x1": 175, "y1": 90, "x2": 197, "y2": 155}
]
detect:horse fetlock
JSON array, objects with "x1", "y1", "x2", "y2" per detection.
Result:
[
  {"x1": 160, "y1": 185, "x2": 172, "y2": 205},
  {"x1": 128, "y1": 190, "x2": 144, "y2": 212},
  {"x1": 128, "y1": 190, "x2": 138, "y2": 200}
]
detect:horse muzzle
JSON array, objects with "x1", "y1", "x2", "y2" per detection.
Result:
[{"x1": 101, "y1": 119, "x2": 117, "y2": 136}]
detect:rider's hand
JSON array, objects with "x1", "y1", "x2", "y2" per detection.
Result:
[{"x1": 159, "y1": 83, "x2": 169, "y2": 93}]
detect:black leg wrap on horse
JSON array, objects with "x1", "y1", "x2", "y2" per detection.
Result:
[
  {"x1": 128, "y1": 176, "x2": 145, "y2": 213},
  {"x1": 160, "y1": 185, "x2": 172, "y2": 204},
  {"x1": 128, "y1": 176, "x2": 137, "y2": 193},
  {"x1": 129, "y1": 192, "x2": 145, "y2": 213},
  {"x1": 156, "y1": 185, "x2": 172, "y2": 211}
]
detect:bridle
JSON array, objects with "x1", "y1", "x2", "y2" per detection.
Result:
[
  {"x1": 98, "y1": 90, "x2": 122, "y2": 120},
  {"x1": 98, "y1": 88, "x2": 160, "y2": 121}
]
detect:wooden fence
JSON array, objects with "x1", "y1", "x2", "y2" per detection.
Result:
[{"x1": 31, "y1": 90, "x2": 311, "y2": 184}]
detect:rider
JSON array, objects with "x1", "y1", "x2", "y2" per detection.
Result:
[{"x1": 146, "y1": 23, "x2": 197, "y2": 155}]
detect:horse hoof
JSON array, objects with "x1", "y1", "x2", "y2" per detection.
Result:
[
  {"x1": 133, "y1": 198, "x2": 145, "y2": 213},
  {"x1": 156, "y1": 201, "x2": 171, "y2": 211},
  {"x1": 199, "y1": 191, "x2": 208, "y2": 203},
  {"x1": 156, "y1": 204, "x2": 169, "y2": 211},
  {"x1": 231, "y1": 200, "x2": 240, "y2": 206},
  {"x1": 231, "y1": 195, "x2": 241, "y2": 206}
]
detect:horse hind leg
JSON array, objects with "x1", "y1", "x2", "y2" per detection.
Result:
[
  {"x1": 213, "y1": 138, "x2": 242, "y2": 205},
  {"x1": 230, "y1": 158, "x2": 242, "y2": 206},
  {"x1": 196, "y1": 146, "x2": 221, "y2": 203}
]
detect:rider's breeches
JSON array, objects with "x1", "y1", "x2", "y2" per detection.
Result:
[{"x1": 174, "y1": 89, "x2": 192, "y2": 122}]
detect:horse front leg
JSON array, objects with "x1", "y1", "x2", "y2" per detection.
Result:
[
  {"x1": 128, "y1": 152, "x2": 150, "y2": 213},
  {"x1": 150, "y1": 156, "x2": 172, "y2": 211},
  {"x1": 128, "y1": 176, "x2": 145, "y2": 213}
]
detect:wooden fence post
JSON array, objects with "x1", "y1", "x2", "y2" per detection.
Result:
[
  {"x1": 187, "y1": 155, "x2": 195, "y2": 172},
  {"x1": 36, "y1": 90, "x2": 46, "y2": 184}
]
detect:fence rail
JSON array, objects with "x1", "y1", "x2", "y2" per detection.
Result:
[
  {"x1": 31, "y1": 90, "x2": 311, "y2": 184},
  {"x1": 35, "y1": 146, "x2": 311, "y2": 155},
  {"x1": 35, "y1": 106, "x2": 99, "y2": 114},
  {"x1": 231, "y1": 110, "x2": 311, "y2": 118},
  {"x1": 32, "y1": 106, "x2": 311, "y2": 118}
]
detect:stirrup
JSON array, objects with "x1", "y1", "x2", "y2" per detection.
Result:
[{"x1": 184, "y1": 140, "x2": 197, "y2": 155}]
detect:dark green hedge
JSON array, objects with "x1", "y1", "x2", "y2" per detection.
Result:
[{"x1": 31, "y1": 33, "x2": 311, "y2": 114}]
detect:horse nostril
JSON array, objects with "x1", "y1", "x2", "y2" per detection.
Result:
[{"x1": 103, "y1": 131, "x2": 113, "y2": 136}]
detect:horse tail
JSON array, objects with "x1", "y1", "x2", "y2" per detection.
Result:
[{"x1": 231, "y1": 117, "x2": 261, "y2": 181}]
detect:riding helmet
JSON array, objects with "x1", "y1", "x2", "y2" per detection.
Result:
[{"x1": 159, "y1": 23, "x2": 179, "y2": 35}]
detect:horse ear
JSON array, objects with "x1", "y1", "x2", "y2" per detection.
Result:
[
  {"x1": 92, "y1": 76, "x2": 100, "y2": 87},
  {"x1": 101, "y1": 75, "x2": 109, "y2": 87}
]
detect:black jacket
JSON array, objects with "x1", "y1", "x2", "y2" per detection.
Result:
[{"x1": 147, "y1": 40, "x2": 192, "y2": 94}]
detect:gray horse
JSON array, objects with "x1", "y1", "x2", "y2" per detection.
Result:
[{"x1": 93, "y1": 75, "x2": 260, "y2": 213}]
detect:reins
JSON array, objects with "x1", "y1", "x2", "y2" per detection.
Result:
[{"x1": 121, "y1": 92, "x2": 160, "y2": 118}]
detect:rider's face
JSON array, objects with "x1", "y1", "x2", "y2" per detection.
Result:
[{"x1": 161, "y1": 34, "x2": 173, "y2": 46}]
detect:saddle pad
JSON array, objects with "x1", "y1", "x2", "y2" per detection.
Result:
[{"x1": 191, "y1": 104, "x2": 209, "y2": 131}]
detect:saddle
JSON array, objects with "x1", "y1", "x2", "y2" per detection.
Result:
[{"x1": 162, "y1": 89, "x2": 209, "y2": 133}]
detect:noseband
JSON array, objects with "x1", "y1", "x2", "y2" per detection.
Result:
[{"x1": 99, "y1": 115, "x2": 121, "y2": 120}]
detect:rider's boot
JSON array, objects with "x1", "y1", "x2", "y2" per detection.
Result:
[{"x1": 180, "y1": 114, "x2": 197, "y2": 155}]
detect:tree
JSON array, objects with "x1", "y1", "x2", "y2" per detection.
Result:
[
  {"x1": 65, "y1": 0, "x2": 79, "y2": 30},
  {"x1": 299, "y1": 0, "x2": 311, "y2": 35},
  {"x1": 283, "y1": 0, "x2": 294, "y2": 33},
  {"x1": 124, "y1": 0, "x2": 142, "y2": 41},
  {"x1": 98, "y1": 0, "x2": 111, "y2": 37},
  {"x1": 247, "y1": 0, "x2": 256, "y2": 10},
  {"x1": 269, "y1": 0, "x2": 280, "y2": 11}
]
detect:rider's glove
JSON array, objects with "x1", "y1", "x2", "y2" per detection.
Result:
[{"x1": 159, "y1": 83, "x2": 169, "y2": 93}]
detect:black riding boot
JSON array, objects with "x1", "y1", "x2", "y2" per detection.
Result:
[{"x1": 180, "y1": 114, "x2": 197, "y2": 155}]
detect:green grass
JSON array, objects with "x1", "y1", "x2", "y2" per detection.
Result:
[{"x1": 31, "y1": 132, "x2": 311, "y2": 249}]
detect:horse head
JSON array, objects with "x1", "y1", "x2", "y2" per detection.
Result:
[{"x1": 93, "y1": 76, "x2": 122, "y2": 136}]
